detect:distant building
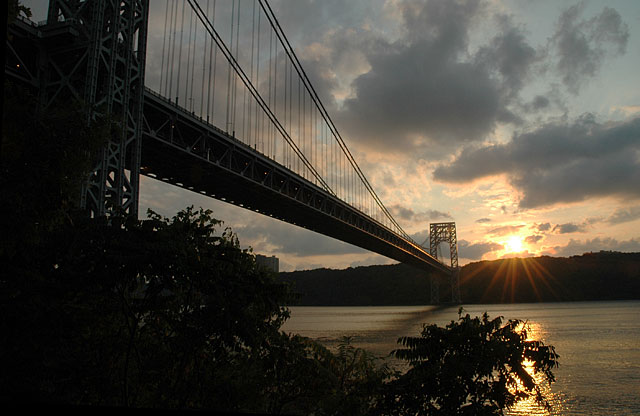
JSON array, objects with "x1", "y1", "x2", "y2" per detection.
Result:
[{"x1": 255, "y1": 254, "x2": 279, "y2": 273}]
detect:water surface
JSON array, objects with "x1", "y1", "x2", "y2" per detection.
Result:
[{"x1": 281, "y1": 301, "x2": 640, "y2": 415}]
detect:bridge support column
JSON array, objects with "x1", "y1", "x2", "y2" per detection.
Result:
[
  {"x1": 451, "y1": 267, "x2": 461, "y2": 304},
  {"x1": 429, "y1": 222, "x2": 462, "y2": 305},
  {"x1": 44, "y1": 0, "x2": 149, "y2": 218},
  {"x1": 430, "y1": 276, "x2": 440, "y2": 305}
]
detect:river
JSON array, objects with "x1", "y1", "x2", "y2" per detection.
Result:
[{"x1": 280, "y1": 300, "x2": 640, "y2": 415}]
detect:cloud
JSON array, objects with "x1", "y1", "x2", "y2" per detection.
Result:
[
  {"x1": 350, "y1": 255, "x2": 396, "y2": 268},
  {"x1": 236, "y1": 220, "x2": 367, "y2": 256},
  {"x1": 528, "y1": 95, "x2": 550, "y2": 111},
  {"x1": 501, "y1": 250, "x2": 535, "y2": 259},
  {"x1": 552, "y1": 223, "x2": 587, "y2": 234},
  {"x1": 607, "y1": 206, "x2": 640, "y2": 225},
  {"x1": 434, "y1": 115, "x2": 640, "y2": 209},
  {"x1": 475, "y1": 14, "x2": 540, "y2": 102},
  {"x1": 487, "y1": 224, "x2": 525, "y2": 236},
  {"x1": 551, "y1": 3, "x2": 629, "y2": 94},
  {"x1": 536, "y1": 223, "x2": 552, "y2": 232},
  {"x1": 475, "y1": 218, "x2": 492, "y2": 223},
  {"x1": 459, "y1": 239, "x2": 503, "y2": 260},
  {"x1": 525, "y1": 235, "x2": 544, "y2": 244},
  {"x1": 329, "y1": 0, "x2": 542, "y2": 155},
  {"x1": 552, "y1": 237, "x2": 640, "y2": 257},
  {"x1": 389, "y1": 204, "x2": 452, "y2": 223}
]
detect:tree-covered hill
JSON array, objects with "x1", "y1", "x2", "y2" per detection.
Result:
[{"x1": 278, "y1": 251, "x2": 640, "y2": 305}]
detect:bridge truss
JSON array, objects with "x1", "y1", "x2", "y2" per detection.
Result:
[
  {"x1": 5, "y1": 0, "x2": 454, "y2": 276},
  {"x1": 429, "y1": 222, "x2": 462, "y2": 303}
]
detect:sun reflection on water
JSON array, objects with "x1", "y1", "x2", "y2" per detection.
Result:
[{"x1": 504, "y1": 320, "x2": 566, "y2": 416}]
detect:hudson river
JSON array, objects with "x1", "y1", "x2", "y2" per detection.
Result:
[{"x1": 281, "y1": 300, "x2": 640, "y2": 415}]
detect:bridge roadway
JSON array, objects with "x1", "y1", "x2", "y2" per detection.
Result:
[
  {"x1": 141, "y1": 88, "x2": 450, "y2": 275},
  {"x1": 4, "y1": 16, "x2": 449, "y2": 275}
]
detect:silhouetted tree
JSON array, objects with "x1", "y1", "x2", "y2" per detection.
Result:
[{"x1": 374, "y1": 310, "x2": 559, "y2": 415}]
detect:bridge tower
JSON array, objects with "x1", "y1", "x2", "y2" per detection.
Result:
[
  {"x1": 429, "y1": 222, "x2": 462, "y2": 304},
  {"x1": 43, "y1": 0, "x2": 149, "y2": 217}
]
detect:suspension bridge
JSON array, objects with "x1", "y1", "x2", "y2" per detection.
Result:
[{"x1": 5, "y1": 0, "x2": 460, "y2": 302}]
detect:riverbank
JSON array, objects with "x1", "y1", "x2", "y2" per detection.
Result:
[{"x1": 278, "y1": 251, "x2": 640, "y2": 306}]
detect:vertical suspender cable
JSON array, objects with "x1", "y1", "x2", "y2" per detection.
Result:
[
  {"x1": 176, "y1": 0, "x2": 186, "y2": 105},
  {"x1": 250, "y1": 0, "x2": 256, "y2": 148},
  {"x1": 160, "y1": 0, "x2": 169, "y2": 95},
  {"x1": 241, "y1": 2, "x2": 249, "y2": 142},
  {"x1": 255, "y1": 2, "x2": 261, "y2": 152},
  {"x1": 274, "y1": 36, "x2": 278, "y2": 161},
  {"x1": 168, "y1": 0, "x2": 178, "y2": 100},
  {"x1": 191, "y1": 10, "x2": 197, "y2": 112},
  {"x1": 226, "y1": 0, "x2": 235, "y2": 134},
  {"x1": 210, "y1": 0, "x2": 218, "y2": 122},
  {"x1": 187, "y1": 0, "x2": 334, "y2": 194},
  {"x1": 185, "y1": 7, "x2": 193, "y2": 109},
  {"x1": 201, "y1": 0, "x2": 210, "y2": 117},
  {"x1": 233, "y1": 1, "x2": 241, "y2": 136},
  {"x1": 268, "y1": 28, "x2": 273, "y2": 159},
  {"x1": 283, "y1": 47, "x2": 287, "y2": 166}
]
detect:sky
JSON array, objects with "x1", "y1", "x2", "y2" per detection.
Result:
[{"x1": 23, "y1": 0, "x2": 640, "y2": 271}]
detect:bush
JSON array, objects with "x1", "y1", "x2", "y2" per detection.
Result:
[{"x1": 374, "y1": 309, "x2": 559, "y2": 415}]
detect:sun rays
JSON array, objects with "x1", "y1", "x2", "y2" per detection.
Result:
[{"x1": 461, "y1": 256, "x2": 561, "y2": 303}]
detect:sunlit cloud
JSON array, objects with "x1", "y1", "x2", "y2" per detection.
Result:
[
  {"x1": 487, "y1": 224, "x2": 526, "y2": 237},
  {"x1": 433, "y1": 115, "x2": 640, "y2": 209},
  {"x1": 459, "y1": 239, "x2": 503, "y2": 261}
]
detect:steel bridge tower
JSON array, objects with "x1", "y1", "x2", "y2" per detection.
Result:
[
  {"x1": 42, "y1": 0, "x2": 149, "y2": 217},
  {"x1": 429, "y1": 222, "x2": 462, "y2": 304}
]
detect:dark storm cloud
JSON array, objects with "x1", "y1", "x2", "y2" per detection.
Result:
[
  {"x1": 434, "y1": 115, "x2": 640, "y2": 209},
  {"x1": 552, "y1": 3, "x2": 629, "y2": 94},
  {"x1": 475, "y1": 15, "x2": 539, "y2": 102},
  {"x1": 458, "y1": 239, "x2": 502, "y2": 260},
  {"x1": 330, "y1": 0, "x2": 541, "y2": 154}
]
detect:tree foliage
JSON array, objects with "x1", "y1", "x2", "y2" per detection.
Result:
[
  {"x1": 374, "y1": 309, "x2": 559, "y2": 415},
  {"x1": 1, "y1": 206, "x2": 292, "y2": 408}
]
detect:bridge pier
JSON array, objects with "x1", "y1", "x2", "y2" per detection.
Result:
[
  {"x1": 429, "y1": 222, "x2": 462, "y2": 305},
  {"x1": 42, "y1": 0, "x2": 150, "y2": 218}
]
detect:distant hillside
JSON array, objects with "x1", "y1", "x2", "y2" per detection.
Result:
[{"x1": 277, "y1": 251, "x2": 640, "y2": 305}]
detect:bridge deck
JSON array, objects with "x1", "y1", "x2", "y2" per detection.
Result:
[
  {"x1": 4, "y1": 16, "x2": 450, "y2": 276},
  {"x1": 141, "y1": 89, "x2": 450, "y2": 275}
]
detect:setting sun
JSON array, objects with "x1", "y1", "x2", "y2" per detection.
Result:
[{"x1": 504, "y1": 236, "x2": 524, "y2": 254}]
